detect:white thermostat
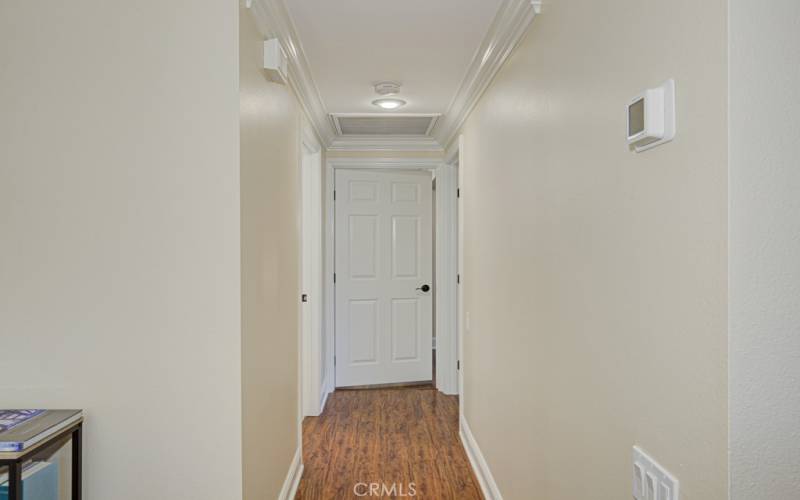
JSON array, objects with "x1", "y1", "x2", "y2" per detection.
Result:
[{"x1": 627, "y1": 79, "x2": 676, "y2": 152}]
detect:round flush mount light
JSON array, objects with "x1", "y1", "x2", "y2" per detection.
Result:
[
  {"x1": 372, "y1": 81, "x2": 405, "y2": 110},
  {"x1": 372, "y1": 97, "x2": 407, "y2": 110}
]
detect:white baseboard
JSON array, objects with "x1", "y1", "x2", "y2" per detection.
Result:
[
  {"x1": 278, "y1": 447, "x2": 304, "y2": 500},
  {"x1": 319, "y1": 387, "x2": 330, "y2": 414},
  {"x1": 318, "y1": 375, "x2": 334, "y2": 414},
  {"x1": 459, "y1": 415, "x2": 503, "y2": 500}
]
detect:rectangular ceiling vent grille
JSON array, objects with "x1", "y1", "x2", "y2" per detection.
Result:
[{"x1": 332, "y1": 114, "x2": 440, "y2": 136}]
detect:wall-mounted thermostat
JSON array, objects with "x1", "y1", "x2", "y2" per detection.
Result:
[
  {"x1": 263, "y1": 38, "x2": 288, "y2": 84},
  {"x1": 627, "y1": 79, "x2": 676, "y2": 152}
]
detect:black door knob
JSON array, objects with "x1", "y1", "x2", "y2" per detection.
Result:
[{"x1": 416, "y1": 284, "x2": 431, "y2": 293}]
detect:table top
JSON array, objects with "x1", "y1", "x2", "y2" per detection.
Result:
[{"x1": 0, "y1": 418, "x2": 82, "y2": 462}]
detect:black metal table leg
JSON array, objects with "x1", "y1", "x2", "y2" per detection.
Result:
[
  {"x1": 8, "y1": 461, "x2": 22, "y2": 500},
  {"x1": 71, "y1": 424, "x2": 82, "y2": 500}
]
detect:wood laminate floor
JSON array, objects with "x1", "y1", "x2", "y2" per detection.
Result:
[{"x1": 296, "y1": 386, "x2": 483, "y2": 500}]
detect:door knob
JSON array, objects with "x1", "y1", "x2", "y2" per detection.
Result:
[{"x1": 416, "y1": 284, "x2": 431, "y2": 293}]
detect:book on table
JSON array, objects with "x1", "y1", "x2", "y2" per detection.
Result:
[{"x1": 0, "y1": 410, "x2": 82, "y2": 453}]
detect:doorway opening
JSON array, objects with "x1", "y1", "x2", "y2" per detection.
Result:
[
  {"x1": 316, "y1": 158, "x2": 459, "y2": 399},
  {"x1": 298, "y1": 153, "x2": 472, "y2": 499},
  {"x1": 295, "y1": 150, "x2": 468, "y2": 497}
]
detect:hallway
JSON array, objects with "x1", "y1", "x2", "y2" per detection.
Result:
[
  {"x1": 296, "y1": 387, "x2": 482, "y2": 499},
  {"x1": 3, "y1": 0, "x2": 799, "y2": 499}
]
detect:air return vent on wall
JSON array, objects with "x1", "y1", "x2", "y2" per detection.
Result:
[{"x1": 331, "y1": 114, "x2": 440, "y2": 136}]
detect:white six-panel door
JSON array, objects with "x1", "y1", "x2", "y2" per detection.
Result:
[{"x1": 335, "y1": 169, "x2": 433, "y2": 387}]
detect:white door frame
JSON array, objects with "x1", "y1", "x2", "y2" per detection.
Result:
[
  {"x1": 445, "y1": 135, "x2": 465, "y2": 413},
  {"x1": 434, "y1": 162, "x2": 459, "y2": 395},
  {"x1": 324, "y1": 157, "x2": 459, "y2": 394},
  {"x1": 300, "y1": 122, "x2": 324, "y2": 417}
]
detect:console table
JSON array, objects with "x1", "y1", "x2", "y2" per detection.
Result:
[{"x1": 0, "y1": 419, "x2": 82, "y2": 500}]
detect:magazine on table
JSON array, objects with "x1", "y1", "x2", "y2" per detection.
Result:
[{"x1": 0, "y1": 410, "x2": 82, "y2": 453}]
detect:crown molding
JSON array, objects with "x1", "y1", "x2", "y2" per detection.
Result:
[
  {"x1": 433, "y1": 0, "x2": 542, "y2": 149},
  {"x1": 249, "y1": 0, "x2": 336, "y2": 146},
  {"x1": 247, "y1": 0, "x2": 541, "y2": 152},
  {"x1": 327, "y1": 135, "x2": 444, "y2": 153}
]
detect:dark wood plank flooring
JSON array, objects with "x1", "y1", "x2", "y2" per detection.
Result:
[{"x1": 296, "y1": 386, "x2": 483, "y2": 499}]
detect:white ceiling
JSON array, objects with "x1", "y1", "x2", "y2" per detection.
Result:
[{"x1": 285, "y1": 0, "x2": 505, "y2": 115}]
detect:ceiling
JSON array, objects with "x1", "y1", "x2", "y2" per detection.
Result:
[{"x1": 284, "y1": 0, "x2": 505, "y2": 116}]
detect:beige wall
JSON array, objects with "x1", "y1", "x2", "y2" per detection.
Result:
[
  {"x1": 0, "y1": 1, "x2": 242, "y2": 499},
  {"x1": 459, "y1": 0, "x2": 728, "y2": 499},
  {"x1": 730, "y1": 0, "x2": 800, "y2": 498},
  {"x1": 240, "y1": 5, "x2": 302, "y2": 499}
]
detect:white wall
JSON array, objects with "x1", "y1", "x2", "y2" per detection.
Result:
[
  {"x1": 0, "y1": 1, "x2": 242, "y2": 499},
  {"x1": 458, "y1": 0, "x2": 728, "y2": 498},
  {"x1": 240, "y1": 5, "x2": 303, "y2": 497},
  {"x1": 729, "y1": 0, "x2": 800, "y2": 498}
]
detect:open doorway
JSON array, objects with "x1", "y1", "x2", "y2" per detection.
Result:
[
  {"x1": 294, "y1": 154, "x2": 476, "y2": 499},
  {"x1": 317, "y1": 158, "x2": 459, "y2": 396}
]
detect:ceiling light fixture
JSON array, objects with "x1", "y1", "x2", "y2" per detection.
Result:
[
  {"x1": 372, "y1": 81, "x2": 406, "y2": 110},
  {"x1": 372, "y1": 98, "x2": 407, "y2": 110}
]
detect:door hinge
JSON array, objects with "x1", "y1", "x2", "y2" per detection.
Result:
[
  {"x1": 333, "y1": 273, "x2": 337, "y2": 283},
  {"x1": 457, "y1": 188, "x2": 461, "y2": 198},
  {"x1": 333, "y1": 190, "x2": 336, "y2": 201},
  {"x1": 334, "y1": 356, "x2": 337, "y2": 366},
  {"x1": 457, "y1": 360, "x2": 460, "y2": 370},
  {"x1": 457, "y1": 274, "x2": 461, "y2": 284},
  {"x1": 301, "y1": 293, "x2": 308, "y2": 303}
]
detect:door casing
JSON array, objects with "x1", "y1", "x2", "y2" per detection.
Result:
[
  {"x1": 321, "y1": 158, "x2": 460, "y2": 399},
  {"x1": 446, "y1": 135, "x2": 465, "y2": 413},
  {"x1": 300, "y1": 125, "x2": 324, "y2": 418}
]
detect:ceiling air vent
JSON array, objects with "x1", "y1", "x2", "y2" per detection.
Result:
[{"x1": 331, "y1": 114, "x2": 440, "y2": 136}]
